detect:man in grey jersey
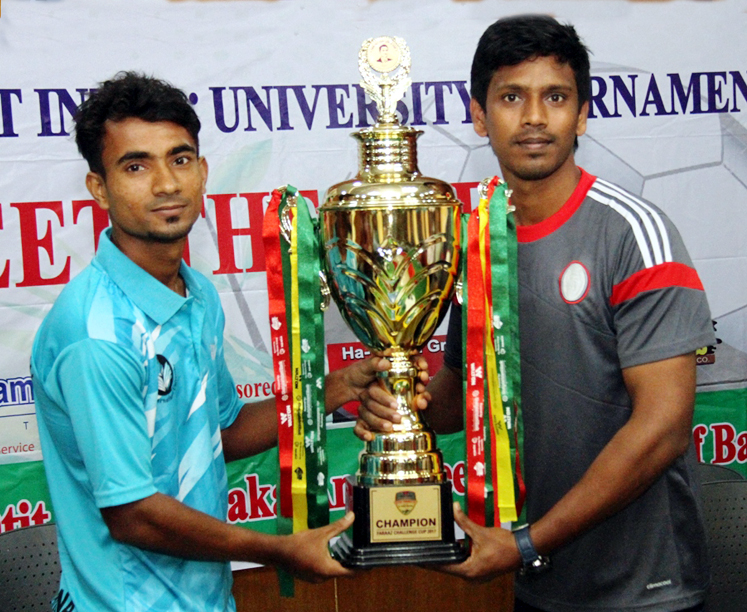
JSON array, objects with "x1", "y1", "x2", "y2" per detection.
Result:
[{"x1": 355, "y1": 15, "x2": 714, "y2": 612}]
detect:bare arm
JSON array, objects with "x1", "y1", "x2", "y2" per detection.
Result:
[
  {"x1": 443, "y1": 352, "x2": 697, "y2": 580},
  {"x1": 100, "y1": 493, "x2": 354, "y2": 582},
  {"x1": 222, "y1": 356, "x2": 391, "y2": 462}
]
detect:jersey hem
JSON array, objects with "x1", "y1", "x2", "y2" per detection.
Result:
[
  {"x1": 95, "y1": 483, "x2": 159, "y2": 509},
  {"x1": 514, "y1": 585, "x2": 707, "y2": 612}
]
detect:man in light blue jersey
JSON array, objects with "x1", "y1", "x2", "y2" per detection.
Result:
[{"x1": 31, "y1": 72, "x2": 384, "y2": 612}]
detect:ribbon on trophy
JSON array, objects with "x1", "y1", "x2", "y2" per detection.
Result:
[
  {"x1": 263, "y1": 185, "x2": 329, "y2": 535},
  {"x1": 462, "y1": 177, "x2": 525, "y2": 527}
]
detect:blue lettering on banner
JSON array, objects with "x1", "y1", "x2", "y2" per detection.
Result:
[
  {"x1": 0, "y1": 376, "x2": 34, "y2": 407},
  {"x1": 589, "y1": 70, "x2": 747, "y2": 118},
  {"x1": 35, "y1": 88, "x2": 93, "y2": 137},
  {"x1": 0, "y1": 71, "x2": 745, "y2": 139},
  {"x1": 0, "y1": 89, "x2": 22, "y2": 137}
]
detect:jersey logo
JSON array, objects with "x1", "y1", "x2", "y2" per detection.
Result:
[
  {"x1": 559, "y1": 261, "x2": 590, "y2": 304},
  {"x1": 157, "y1": 354, "x2": 174, "y2": 396}
]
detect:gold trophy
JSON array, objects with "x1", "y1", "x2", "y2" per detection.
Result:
[{"x1": 324, "y1": 36, "x2": 467, "y2": 567}]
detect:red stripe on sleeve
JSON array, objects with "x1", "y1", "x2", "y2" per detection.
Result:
[{"x1": 610, "y1": 262, "x2": 704, "y2": 306}]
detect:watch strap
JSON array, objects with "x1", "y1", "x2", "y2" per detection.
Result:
[{"x1": 513, "y1": 524, "x2": 551, "y2": 575}]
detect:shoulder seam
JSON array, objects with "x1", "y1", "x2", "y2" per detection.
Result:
[{"x1": 587, "y1": 180, "x2": 672, "y2": 269}]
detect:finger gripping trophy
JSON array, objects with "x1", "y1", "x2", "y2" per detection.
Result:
[{"x1": 323, "y1": 36, "x2": 467, "y2": 567}]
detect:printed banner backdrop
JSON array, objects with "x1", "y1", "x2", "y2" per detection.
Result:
[{"x1": 1, "y1": 0, "x2": 746, "y2": 541}]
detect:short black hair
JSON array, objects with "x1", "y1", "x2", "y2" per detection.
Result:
[
  {"x1": 74, "y1": 71, "x2": 201, "y2": 177},
  {"x1": 470, "y1": 14, "x2": 591, "y2": 111}
]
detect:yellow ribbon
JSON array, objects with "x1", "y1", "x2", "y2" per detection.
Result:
[
  {"x1": 478, "y1": 195, "x2": 517, "y2": 523},
  {"x1": 289, "y1": 208, "x2": 309, "y2": 532}
]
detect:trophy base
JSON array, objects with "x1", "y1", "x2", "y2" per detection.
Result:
[{"x1": 330, "y1": 480, "x2": 468, "y2": 568}]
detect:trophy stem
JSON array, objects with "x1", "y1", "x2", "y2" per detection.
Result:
[{"x1": 379, "y1": 348, "x2": 425, "y2": 432}]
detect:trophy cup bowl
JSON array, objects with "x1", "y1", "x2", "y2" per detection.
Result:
[{"x1": 324, "y1": 36, "x2": 467, "y2": 567}]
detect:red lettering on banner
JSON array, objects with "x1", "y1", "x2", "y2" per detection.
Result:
[
  {"x1": 328, "y1": 474, "x2": 352, "y2": 510},
  {"x1": 0, "y1": 499, "x2": 51, "y2": 533},
  {"x1": 443, "y1": 461, "x2": 466, "y2": 496},
  {"x1": 31, "y1": 500, "x2": 51, "y2": 525},
  {"x1": 452, "y1": 181, "x2": 479, "y2": 213},
  {"x1": 72, "y1": 199, "x2": 110, "y2": 251},
  {"x1": 12, "y1": 201, "x2": 70, "y2": 286},
  {"x1": 236, "y1": 381, "x2": 273, "y2": 400},
  {"x1": 209, "y1": 193, "x2": 267, "y2": 274},
  {"x1": 248, "y1": 474, "x2": 275, "y2": 520},
  {"x1": 227, "y1": 474, "x2": 276, "y2": 523},
  {"x1": 11, "y1": 202, "x2": 70, "y2": 287},
  {"x1": 709, "y1": 422, "x2": 747, "y2": 464},
  {"x1": 0, "y1": 204, "x2": 9, "y2": 288},
  {"x1": 692, "y1": 424, "x2": 708, "y2": 463},
  {"x1": 227, "y1": 488, "x2": 249, "y2": 523},
  {"x1": 209, "y1": 190, "x2": 319, "y2": 276}
]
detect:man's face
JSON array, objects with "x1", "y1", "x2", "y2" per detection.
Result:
[
  {"x1": 471, "y1": 55, "x2": 588, "y2": 184},
  {"x1": 86, "y1": 117, "x2": 207, "y2": 244}
]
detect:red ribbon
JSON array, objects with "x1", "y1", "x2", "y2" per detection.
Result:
[
  {"x1": 465, "y1": 208, "x2": 486, "y2": 526},
  {"x1": 262, "y1": 189, "x2": 294, "y2": 518}
]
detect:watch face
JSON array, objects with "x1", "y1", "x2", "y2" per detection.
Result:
[{"x1": 520, "y1": 555, "x2": 552, "y2": 576}]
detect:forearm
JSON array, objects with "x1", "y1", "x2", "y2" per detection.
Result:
[
  {"x1": 102, "y1": 492, "x2": 288, "y2": 565},
  {"x1": 529, "y1": 410, "x2": 690, "y2": 555},
  {"x1": 423, "y1": 364, "x2": 465, "y2": 434},
  {"x1": 325, "y1": 365, "x2": 367, "y2": 412},
  {"x1": 221, "y1": 398, "x2": 278, "y2": 462},
  {"x1": 530, "y1": 353, "x2": 695, "y2": 556},
  {"x1": 223, "y1": 357, "x2": 386, "y2": 461}
]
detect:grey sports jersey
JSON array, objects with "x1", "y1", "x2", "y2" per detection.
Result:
[{"x1": 444, "y1": 170, "x2": 715, "y2": 612}]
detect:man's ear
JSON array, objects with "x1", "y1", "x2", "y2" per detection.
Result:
[
  {"x1": 470, "y1": 98, "x2": 488, "y2": 138},
  {"x1": 85, "y1": 172, "x2": 110, "y2": 211},
  {"x1": 199, "y1": 156, "x2": 208, "y2": 194},
  {"x1": 576, "y1": 101, "x2": 589, "y2": 138}
]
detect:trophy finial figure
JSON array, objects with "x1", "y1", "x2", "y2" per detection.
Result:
[{"x1": 359, "y1": 36, "x2": 411, "y2": 124}]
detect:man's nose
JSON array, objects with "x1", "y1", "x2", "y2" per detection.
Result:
[
  {"x1": 152, "y1": 163, "x2": 180, "y2": 195},
  {"x1": 522, "y1": 96, "x2": 548, "y2": 127}
]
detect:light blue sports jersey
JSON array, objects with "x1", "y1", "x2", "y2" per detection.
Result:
[{"x1": 32, "y1": 229, "x2": 243, "y2": 612}]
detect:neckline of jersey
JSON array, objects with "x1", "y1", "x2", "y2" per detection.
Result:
[{"x1": 515, "y1": 168, "x2": 597, "y2": 243}]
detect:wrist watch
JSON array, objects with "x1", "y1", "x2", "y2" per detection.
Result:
[{"x1": 513, "y1": 524, "x2": 551, "y2": 575}]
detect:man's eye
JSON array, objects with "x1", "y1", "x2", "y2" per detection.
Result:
[
  {"x1": 548, "y1": 94, "x2": 566, "y2": 103},
  {"x1": 504, "y1": 93, "x2": 519, "y2": 102},
  {"x1": 174, "y1": 156, "x2": 191, "y2": 166},
  {"x1": 125, "y1": 163, "x2": 144, "y2": 172}
]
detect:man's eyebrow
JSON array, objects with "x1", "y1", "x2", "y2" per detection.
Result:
[
  {"x1": 115, "y1": 144, "x2": 197, "y2": 167},
  {"x1": 116, "y1": 151, "x2": 151, "y2": 166},
  {"x1": 169, "y1": 144, "x2": 198, "y2": 156}
]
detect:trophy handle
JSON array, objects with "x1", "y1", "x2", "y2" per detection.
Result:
[
  {"x1": 279, "y1": 197, "x2": 295, "y2": 243},
  {"x1": 279, "y1": 194, "x2": 331, "y2": 313},
  {"x1": 454, "y1": 278, "x2": 464, "y2": 305},
  {"x1": 319, "y1": 270, "x2": 331, "y2": 312}
]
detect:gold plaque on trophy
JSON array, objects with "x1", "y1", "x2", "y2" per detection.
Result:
[{"x1": 324, "y1": 37, "x2": 467, "y2": 567}]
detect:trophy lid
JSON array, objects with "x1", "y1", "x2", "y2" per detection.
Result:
[{"x1": 322, "y1": 36, "x2": 459, "y2": 210}]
